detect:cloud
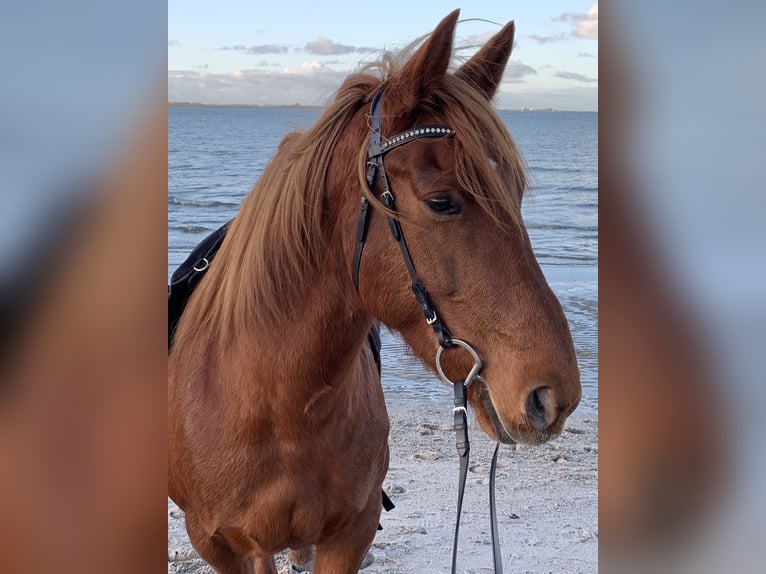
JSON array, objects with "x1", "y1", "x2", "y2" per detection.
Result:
[
  {"x1": 219, "y1": 44, "x2": 289, "y2": 55},
  {"x1": 168, "y1": 66, "x2": 349, "y2": 106},
  {"x1": 168, "y1": 63, "x2": 597, "y2": 110},
  {"x1": 578, "y1": 51, "x2": 596, "y2": 58},
  {"x1": 465, "y1": 31, "x2": 495, "y2": 45},
  {"x1": 555, "y1": 3, "x2": 598, "y2": 40},
  {"x1": 460, "y1": 31, "x2": 519, "y2": 52},
  {"x1": 194, "y1": 64, "x2": 208, "y2": 70},
  {"x1": 554, "y1": 71, "x2": 598, "y2": 83},
  {"x1": 529, "y1": 33, "x2": 568, "y2": 44},
  {"x1": 255, "y1": 61, "x2": 284, "y2": 69},
  {"x1": 304, "y1": 37, "x2": 375, "y2": 56},
  {"x1": 503, "y1": 60, "x2": 537, "y2": 83},
  {"x1": 575, "y1": 4, "x2": 599, "y2": 40},
  {"x1": 217, "y1": 37, "x2": 377, "y2": 57},
  {"x1": 168, "y1": 40, "x2": 181, "y2": 48},
  {"x1": 281, "y1": 61, "x2": 327, "y2": 75}
]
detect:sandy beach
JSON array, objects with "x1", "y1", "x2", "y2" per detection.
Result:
[{"x1": 168, "y1": 395, "x2": 597, "y2": 573}]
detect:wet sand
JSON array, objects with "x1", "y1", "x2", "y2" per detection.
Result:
[{"x1": 168, "y1": 395, "x2": 598, "y2": 573}]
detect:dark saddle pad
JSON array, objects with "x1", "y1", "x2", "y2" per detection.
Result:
[
  {"x1": 168, "y1": 221, "x2": 382, "y2": 366},
  {"x1": 168, "y1": 220, "x2": 231, "y2": 350}
]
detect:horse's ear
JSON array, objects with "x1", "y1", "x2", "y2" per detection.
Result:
[
  {"x1": 394, "y1": 9, "x2": 460, "y2": 108},
  {"x1": 455, "y1": 20, "x2": 515, "y2": 100}
]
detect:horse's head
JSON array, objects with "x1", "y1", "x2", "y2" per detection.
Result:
[{"x1": 353, "y1": 10, "x2": 581, "y2": 445}]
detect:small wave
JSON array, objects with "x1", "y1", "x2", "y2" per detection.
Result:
[
  {"x1": 559, "y1": 185, "x2": 598, "y2": 193},
  {"x1": 168, "y1": 196, "x2": 239, "y2": 208},
  {"x1": 529, "y1": 223, "x2": 597, "y2": 232},
  {"x1": 172, "y1": 225, "x2": 210, "y2": 234},
  {"x1": 536, "y1": 255, "x2": 598, "y2": 265},
  {"x1": 533, "y1": 185, "x2": 598, "y2": 194},
  {"x1": 530, "y1": 165, "x2": 584, "y2": 174}
]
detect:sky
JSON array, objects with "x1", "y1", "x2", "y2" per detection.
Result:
[{"x1": 168, "y1": 1, "x2": 598, "y2": 111}]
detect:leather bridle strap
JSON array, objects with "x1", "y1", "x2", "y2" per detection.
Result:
[
  {"x1": 451, "y1": 379, "x2": 471, "y2": 574},
  {"x1": 355, "y1": 87, "x2": 505, "y2": 573},
  {"x1": 489, "y1": 441, "x2": 503, "y2": 570},
  {"x1": 450, "y1": 376, "x2": 504, "y2": 574},
  {"x1": 354, "y1": 88, "x2": 455, "y2": 348}
]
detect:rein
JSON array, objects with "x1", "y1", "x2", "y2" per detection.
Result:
[{"x1": 354, "y1": 87, "x2": 505, "y2": 573}]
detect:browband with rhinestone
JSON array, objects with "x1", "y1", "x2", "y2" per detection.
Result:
[
  {"x1": 375, "y1": 126, "x2": 455, "y2": 156},
  {"x1": 367, "y1": 88, "x2": 455, "y2": 160}
]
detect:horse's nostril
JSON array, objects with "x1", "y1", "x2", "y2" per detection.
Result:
[{"x1": 526, "y1": 386, "x2": 556, "y2": 430}]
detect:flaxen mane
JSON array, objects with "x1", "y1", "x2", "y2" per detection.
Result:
[{"x1": 175, "y1": 39, "x2": 528, "y2": 347}]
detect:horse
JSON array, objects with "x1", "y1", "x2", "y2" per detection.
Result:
[{"x1": 168, "y1": 10, "x2": 581, "y2": 573}]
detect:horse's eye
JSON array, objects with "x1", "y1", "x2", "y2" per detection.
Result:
[{"x1": 425, "y1": 196, "x2": 462, "y2": 215}]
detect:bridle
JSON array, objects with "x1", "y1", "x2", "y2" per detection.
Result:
[{"x1": 353, "y1": 87, "x2": 506, "y2": 573}]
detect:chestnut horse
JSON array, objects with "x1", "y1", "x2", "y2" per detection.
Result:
[{"x1": 169, "y1": 10, "x2": 581, "y2": 574}]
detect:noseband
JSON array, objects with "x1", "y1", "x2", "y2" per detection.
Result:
[{"x1": 353, "y1": 87, "x2": 505, "y2": 573}]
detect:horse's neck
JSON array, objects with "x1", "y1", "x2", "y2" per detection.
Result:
[
  {"x1": 224, "y1": 264, "x2": 372, "y2": 415},
  {"x1": 186, "y1": 128, "x2": 372, "y2": 418}
]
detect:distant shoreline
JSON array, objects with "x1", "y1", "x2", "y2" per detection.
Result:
[
  {"x1": 168, "y1": 102, "x2": 323, "y2": 110},
  {"x1": 168, "y1": 102, "x2": 595, "y2": 113}
]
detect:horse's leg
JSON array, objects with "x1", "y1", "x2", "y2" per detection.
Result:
[
  {"x1": 184, "y1": 512, "x2": 258, "y2": 574},
  {"x1": 255, "y1": 557, "x2": 278, "y2": 574},
  {"x1": 312, "y1": 496, "x2": 380, "y2": 574},
  {"x1": 288, "y1": 546, "x2": 314, "y2": 571}
]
